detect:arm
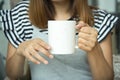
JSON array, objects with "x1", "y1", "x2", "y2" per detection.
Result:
[
  {"x1": 77, "y1": 21, "x2": 114, "y2": 80},
  {"x1": 6, "y1": 38, "x2": 53, "y2": 79},
  {"x1": 6, "y1": 42, "x2": 25, "y2": 79},
  {"x1": 87, "y1": 33, "x2": 114, "y2": 80}
]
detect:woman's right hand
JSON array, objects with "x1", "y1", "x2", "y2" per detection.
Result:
[{"x1": 16, "y1": 38, "x2": 53, "y2": 64}]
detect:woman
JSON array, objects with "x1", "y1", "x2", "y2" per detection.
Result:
[{"x1": 0, "y1": 0, "x2": 118, "y2": 80}]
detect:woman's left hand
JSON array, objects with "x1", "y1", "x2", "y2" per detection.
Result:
[{"x1": 76, "y1": 21, "x2": 98, "y2": 52}]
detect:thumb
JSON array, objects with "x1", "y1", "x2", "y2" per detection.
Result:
[{"x1": 75, "y1": 21, "x2": 86, "y2": 30}]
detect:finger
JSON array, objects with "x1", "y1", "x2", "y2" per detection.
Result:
[
  {"x1": 75, "y1": 21, "x2": 86, "y2": 30},
  {"x1": 32, "y1": 43, "x2": 42, "y2": 51},
  {"x1": 32, "y1": 43, "x2": 54, "y2": 59},
  {"x1": 26, "y1": 52, "x2": 40, "y2": 64},
  {"x1": 78, "y1": 37, "x2": 96, "y2": 49},
  {"x1": 30, "y1": 49, "x2": 48, "y2": 64},
  {"x1": 78, "y1": 43, "x2": 93, "y2": 52},
  {"x1": 37, "y1": 46, "x2": 54, "y2": 59},
  {"x1": 80, "y1": 27, "x2": 98, "y2": 36},
  {"x1": 78, "y1": 37, "x2": 89, "y2": 47},
  {"x1": 36, "y1": 38, "x2": 51, "y2": 50},
  {"x1": 80, "y1": 27, "x2": 92, "y2": 34},
  {"x1": 78, "y1": 32, "x2": 97, "y2": 46},
  {"x1": 78, "y1": 21, "x2": 86, "y2": 27},
  {"x1": 78, "y1": 32, "x2": 90, "y2": 40}
]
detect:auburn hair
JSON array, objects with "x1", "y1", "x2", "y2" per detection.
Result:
[{"x1": 29, "y1": 0, "x2": 95, "y2": 29}]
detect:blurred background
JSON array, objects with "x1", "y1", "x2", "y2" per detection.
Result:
[
  {"x1": 0, "y1": 0, "x2": 120, "y2": 58},
  {"x1": 0, "y1": 0, "x2": 120, "y2": 80}
]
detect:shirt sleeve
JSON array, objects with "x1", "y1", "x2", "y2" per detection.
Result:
[
  {"x1": 0, "y1": 1, "x2": 30, "y2": 48},
  {"x1": 0, "y1": 9, "x2": 24, "y2": 48},
  {"x1": 94, "y1": 9, "x2": 118, "y2": 42}
]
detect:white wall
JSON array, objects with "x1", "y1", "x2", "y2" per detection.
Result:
[
  {"x1": 88, "y1": 0, "x2": 92, "y2": 5},
  {"x1": 98, "y1": 0, "x2": 116, "y2": 12},
  {"x1": 0, "y1": 0, "x2": 10, "y2": 61},
  {"x1": 3, "y1": 0, "x2": 10, "y2": 9},
  {"x1": 0, "y1": 0, "x2": 10, "y2": 29}
]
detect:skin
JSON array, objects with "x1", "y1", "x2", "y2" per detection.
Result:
[
  {"x1": 76, "y1": 21, "x2": 113, "y2": 80},
  {"x1": 6, "y1": 0, "x2": 114, "y2": 80}
]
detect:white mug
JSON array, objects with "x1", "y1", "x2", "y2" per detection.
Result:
[{"x1": 48, "y1": 20, "x2": 76, "y2": 54}]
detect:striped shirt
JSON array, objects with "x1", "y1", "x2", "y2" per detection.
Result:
[{"x1": 0, "y1": 0, "x2": 118, "y2": 48}]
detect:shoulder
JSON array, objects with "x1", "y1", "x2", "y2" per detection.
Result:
[
  {"x1": 12, "y1": 0, "x2": 30, "y2": 9},
  {"x1": 93, "y1": 9, "x2": 111, "y2": 26},
  {"x1": 11, "y1": 0, "x2": 30, "y2": 14},
  {"x1": 0, "y1": 0, "x2": 33, "y2": 48},
  {"x1": 0, "y1": 0, "x2": 30, "y2": 21},
  {"x1": 93, "y1": 9, "x2": 118, "y2": 24},
  {"x1": 93, "y1": 9, "x2": 107, "y2": 16},
  {"x1": 10, "y1": 1, "x2": 30, "y2": 25},
  {"x1": 93, "y1": 9, "x2": 118, "y2": 42},
  {"x1": 0, "y1": 0, "x2": 31, "y2": 31}
]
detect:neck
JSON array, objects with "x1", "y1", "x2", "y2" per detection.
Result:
[{"x1": 52, "y1": 1, "x2": 72, "y2": 20}]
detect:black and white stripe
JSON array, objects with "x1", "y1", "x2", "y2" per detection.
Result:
[
  {"x1": 0, "y1": 0, "x2": 118, "y2": 47},
  {"x1": 93, "y1": 9, "x2": 118, "y2": 42}
]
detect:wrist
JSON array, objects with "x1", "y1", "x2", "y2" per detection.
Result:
[
  {"x1": 16, "y1": 48, "x2": 24, "y2": 58},
  {"x1": 87, "y1": 43, "x2": 103, "y2": 55}
]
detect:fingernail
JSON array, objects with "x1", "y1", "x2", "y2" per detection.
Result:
[
  {"x1": 37, "y1": 62, "x2": 40, "y2": 64},
  {"x1": 49, "y1": 55, "x2": 54, "y2": 59},
  {"x1": 44, "y1": 61, "x2": 48, "y2": 64},
  {"x1": 75, "y1": 25, "x2": 80, "y2": 29}
]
